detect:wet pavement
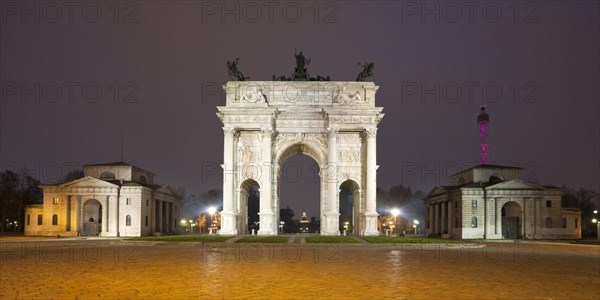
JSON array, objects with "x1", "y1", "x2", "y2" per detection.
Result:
[{"x1": 1, "y1": 239, "x2": 599, "y2": 299}]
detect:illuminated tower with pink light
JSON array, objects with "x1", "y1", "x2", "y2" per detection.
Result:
[{"x1": 477, "y1": 105, "x2": 490, "y2": 164}]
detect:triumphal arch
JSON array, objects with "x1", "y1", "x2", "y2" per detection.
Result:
[{"x1": 216, "y1": 56, "x2": 384, "y2": 236}]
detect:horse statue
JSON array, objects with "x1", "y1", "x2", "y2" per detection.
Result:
[
  {"x1": 356, "y1": 62, "x2": 374, "y2": 82},
  {"x1": 227, "y1": 58, "x2": 249, "y2": 81}
]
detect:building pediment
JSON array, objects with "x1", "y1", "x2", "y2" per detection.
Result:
[
  {"x1": 424, "y1": 186, "x2": 449, "y2": 199},
  {"x1": 154, "y1": 185, "x2": 181, "y2": 199},
  {"x1": 485, "y1": 180, "x2": 544, "y2": 190},
  {"x1": 59, "y1": 176, "x2": 119, "y2": 188}
]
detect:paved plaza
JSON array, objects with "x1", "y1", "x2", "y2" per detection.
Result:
[{"x1": 1, "y1": 238, "x2": 599, "y2": 299}]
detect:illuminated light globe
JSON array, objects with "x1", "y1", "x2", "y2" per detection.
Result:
[{"x1": 208, "y1": 207, "x2": 217, "y2": 215}]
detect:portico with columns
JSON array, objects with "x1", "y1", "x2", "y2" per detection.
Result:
[
  {"x1": 424, "y1": 164, "x2": 581, "y2": 239},
  {"x1": 217, "y1": 81, "x2": 384, "y2": 236},
  {"x1": 25, "y1": 162, "x2": 180, "y2": 237}
]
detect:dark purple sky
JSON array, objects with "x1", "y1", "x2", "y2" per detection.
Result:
[{"x1": 1, "y1": 1, "x2": 598, "y2": 217}]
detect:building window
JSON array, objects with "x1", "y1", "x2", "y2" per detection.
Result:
[
  {"x1": 454, "y1": 201, "x2": 458, "y2": 210},
  {"x1": 27, "y1": 215, "x2": 30, "y2": 225},
  {"x1": 52, "y1": 214, "x2": 58, "y2": 225},
  {"x1": 472, "y1": 200, "x2": 477, "y2": 208},
  {"x1": 145, "y1": 216, "x2": 148, "y2": 227},
  {"x1": 562, "y1": 218, "x2": 567, "y2": 228},
  {"x1": 139, "y1": 175, "x2": 147, "y2": 184},
  {"x1": 455, "y1": 217, "x2": 459, "y2": 228},
  {"x1": 471, "y1": 217, "x2": 477, "y2": 228},
  {"x1": 546, "y1": 217, "x2": 553, "y2": 228},
  {"x1": 100, "y1": 171, "x2": 115, "y2": 180},
  {"x1": 575, "y1": 218, "x2": 578, "y2": 228},
  {"x1": 546, "y1": 200, "x2": 552, "y2": 208},
  {"x1": 126, "y1": 215, "x2": 131, "y2": 226},
  {"x1": 53, "y1": 197, "x2": 59, "y2": 204},
  {"x1": 37, "y1": 215, "x2": 42, "y2": 225},
  {"x1": 126, "y1": 198, "x2": 132, "y2": 205}
]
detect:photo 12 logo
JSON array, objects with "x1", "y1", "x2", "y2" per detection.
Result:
[
  {"x1": 401, "y1": 161, "x2": 540, "y2": 185},
  {"x1": 400, "y1": 1, "x2": 540, "y2": 24},
  {"x1": 401, "y1": 81, "x2": 540, "y2": 104},
  {"x1": 1, "y1": 81, "x2": 140, "y2": 104},
  {"x1": 200, "y1": 1, "x2": 339, "y2": 24},
  {"x1": 0, "y1": 1, "x2": 140, "y2": 24},
  {"x1": 199, "y1": 243, "x2": 339, "y2": 263}
]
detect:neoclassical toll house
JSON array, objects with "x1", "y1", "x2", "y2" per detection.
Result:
[
  {"x1": 24, "y1": 162, "x2": 180, "y2": 237},
  {"x1": 217, "y1": 81, "x2": 384, "y2": 236},
  {"x1": 424, "y1": 164, "x2": 581, "y2": 240}
]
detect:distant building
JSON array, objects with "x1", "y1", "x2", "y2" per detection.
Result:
[
  {"x1": 423, "y1": 106, "x2": 580, "y2": 239},
  {"x1": 423, "y1": 164, "x2": 581, "y2": 239},
  {"x1": 24, "y1": 162, "x2": 180, "y2": 237}
]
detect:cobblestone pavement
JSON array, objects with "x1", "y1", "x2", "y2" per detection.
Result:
[{"x1": 1, "y1": 239, "x2": 598, "y2": 299}]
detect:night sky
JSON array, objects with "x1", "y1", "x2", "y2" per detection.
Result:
[{"x1": 1, "y1": 1, "x2": 598, "y2": 218}]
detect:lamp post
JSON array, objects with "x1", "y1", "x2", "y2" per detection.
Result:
[
  {"x1": 208, "y1": 206, "x2": 216, "y2": 234},
  {"x1": 391, "y1": 208, "x2": 400, "y2": 236},
  {"x1": 413, "y1": 219, "x2": 419, "y2": 235},
  {"x1": 180, "y1": 219, "x2": 188, "y2": 234},
  {"x1": 593, "y1": 210, "x2": 599, "y2": 241},
  {"x1": 343, "y1": 221, "x2": 349, "y2": 236}
]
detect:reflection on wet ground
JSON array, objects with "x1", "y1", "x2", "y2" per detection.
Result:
[{"x1": 1, "y1": 240, "x2": 598, "y2": 299}]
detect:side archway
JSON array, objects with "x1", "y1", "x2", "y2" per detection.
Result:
[
  {"x1": 339, "y1": 179, "x2": 361, "y2": 235},
  {"x1": 238, "y1": 179, "x2": 260, "y2": 234}
]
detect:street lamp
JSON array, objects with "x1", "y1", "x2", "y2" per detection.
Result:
[
  {"x1": 208, "y1": 207, "x2": 217, "y2": 234},
  {"x1": 391, "y1": 208, "x2": 400, "y2": 236},
  {"x1": 279, "y1": 221, "x2": 284, "y2": 233},
  {"x1": 593, "y1": 210, "x2": 599, "y2": 241},
  {"x1": 344, "y1": 221, "x2": 349, "y2": 235},
  {"x1": 413, "y1": 219, "x2": 419, "y2": 234},
  {"x1": 180, "y1": 219, "x2": 188, "y2": 233}
]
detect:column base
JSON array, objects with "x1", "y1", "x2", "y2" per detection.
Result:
[
  {"x1": 258, "y1": 212, "x2": 276, "y2": 235},
  {"x1": 257, "y1": 229, "x2": 277, "y2": 236},
  {"x1": 321, "y1": 211, "x2": 340, "y2": 236},
  {"x1": 363, "y1": 212, "x2": 380, "y2": 236},
  {"x1": 105, "y1": 231, "x2": 120, "y2": 237},
  {"x1": 219, "y1": 210, "x2": 238, "y2": 235}
]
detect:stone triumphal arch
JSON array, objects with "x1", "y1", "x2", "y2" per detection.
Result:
[{"x1": 217, "y1": 81, "x2": 384, "y2": 235}]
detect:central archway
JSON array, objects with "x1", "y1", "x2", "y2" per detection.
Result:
[
  {"x1": 82, "y1": 199, "x2": 102, "y2": 236},
  {"x1": 502, "y1": 201, "x2": 522, "y2": 239},
  {"x1": 217, "y1": 81, "x2": 384, "y2": 236},
  {"x1": 277, "y1": 143, "x2": 323, "y2": 234}
]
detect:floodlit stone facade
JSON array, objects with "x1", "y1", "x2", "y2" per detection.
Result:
[
  {"x1": 217, "y1": 81, "x2": 384, "y2": 236},
  {"x1": 424, "y1": 164, "x2": 581, "y2": 239},
  {"x1": 24, "y1": 162, "x2": 180, "y2": 237}
]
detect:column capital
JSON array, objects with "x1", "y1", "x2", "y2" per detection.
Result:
[
  {"x1": 261, "y1": 127, "x2": 274, "y2": 136},
  {"x1": 364, "y1": 128, "x2": 378, "y2": 139},
  {"x1": 327, "y1": 128, "x2": 339, "y2": 137},
  {"x1": 223, "y1": 127, "x2": 239, "y2": 138}
]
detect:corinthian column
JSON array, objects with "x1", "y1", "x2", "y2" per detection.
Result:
[
  {"x1": 322, "y1": 128, "x2": 340, "y2": 236},
  {"x1": 220, "y1": 127, "x2": 238, "y2": 235},
  {"x1": 363, "y1": 128, "x2": 380, "y2": 236},
  {"x1": 258, "y1": 128, "x2": 276, "y2": 235}
]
